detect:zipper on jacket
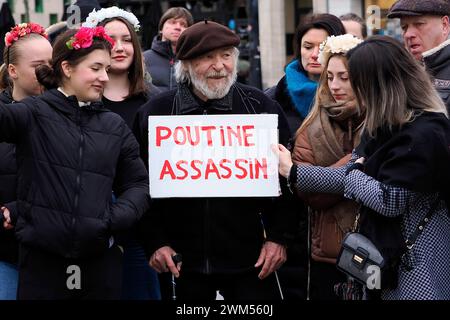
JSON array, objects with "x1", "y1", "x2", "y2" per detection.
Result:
[
  {"x1": 169, "y1": 62, "x2": 174, "y2": 90},
  {"x1": 71, "y1": 110, "x2": 85, "y2": 256}
]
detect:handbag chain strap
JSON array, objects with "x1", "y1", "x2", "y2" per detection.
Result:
[
  {"x1": 404, "y1": 197, "x2": 441, "y2": 250},
  {"x1": 351, "y1": 205, "x2": 362, "y2": 233},
  {"x1": 351, "y1": 196, "x2": 440, "y2": 249}
]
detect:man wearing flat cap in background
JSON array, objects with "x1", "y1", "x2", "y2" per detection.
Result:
[
  {"x1": 134, "y1": 20, "x2": 297, "y2": 300},
  {"x1": 388, "y1": 0, "x2": 450, "y2": 112}
]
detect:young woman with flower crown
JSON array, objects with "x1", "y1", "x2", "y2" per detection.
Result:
[
  {"x1": 0, "y1": 22, "x2": 52, "y2": 300},
  {"x1": 291, "y1": 34, "x2": 364, "y2": 300},
  {"x1": 264, "y1": 14, "x2": 347, "y2": 301},
  {"x1": 83, "y1": 6, "x2": 159, "y2": 128},
  {"x1": 0, "y1": 26, "x2": 150, "y2": 299},
  {"x1": 82, "y1": 6, "x2": 161, "y2": 300},
  {"x1": 0, "y1": 23, "x2": 52, "y2": 100}
]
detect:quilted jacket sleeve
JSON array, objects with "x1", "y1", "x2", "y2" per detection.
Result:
[
  {"x1": 110, "y1": 123, "x2": 150, "y2": 232},
  {"x1": 0, "y1": 101, "x2": 33, "y2": 143}
]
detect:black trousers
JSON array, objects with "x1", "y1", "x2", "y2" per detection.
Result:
[
  {"x1": 17, "y1": 244, "x2": 123, "y2": 300},
  {"x1": 159, "y1": 269, "x2": 283, "y2": 300},
  {"x1": 309, "y1": 260, "x2": 346, "y2": 300}
]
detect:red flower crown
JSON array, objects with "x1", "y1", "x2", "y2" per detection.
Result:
[
  {"x1": 66, "y1": 26, "x2": 115, "y2": 50},
  {"x1": 5, "y1": 22, "x2": 48, "y2": 47}
]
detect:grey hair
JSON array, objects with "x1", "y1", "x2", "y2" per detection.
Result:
[{"x1": 174, "y1": 47, "x2": 240, "y2": 84}]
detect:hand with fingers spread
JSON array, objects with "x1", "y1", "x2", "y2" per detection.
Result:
[
  {"x1": 272, "y1": 144, "x2": 293, "y2": 178},
  {"x1": 254, "y1": 241, "x2": 287, "y2": 280},
  {"x1": 149, "y1": 246, "x2": 182, "y2": 278}
]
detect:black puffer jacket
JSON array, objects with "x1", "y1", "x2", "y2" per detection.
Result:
[
  {"x1": 0, "y1": 89, "x2": 150, "y2": 259},
  {"x1": 423, "y1": 40, "x2": 450, "y2": 113},
  {"x1": 0, "y1": 89, "x2": 18, "y2": 264},
  {"x1": 134, "y1": 83, "x2": 299, "y2": 274},
  {"x1": 143, "y1": 36, "x2": 177, "y2": 91}
]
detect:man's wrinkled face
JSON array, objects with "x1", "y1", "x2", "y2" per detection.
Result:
[
  {"x1": 401, "y1": 15, "x2": 450, "y2": 60},
  {"x1": 188, "y1": 47, "x2": 237, "y2": 100}
]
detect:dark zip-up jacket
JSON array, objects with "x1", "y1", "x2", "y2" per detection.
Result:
[
  {"x1": 0, "y1": 89, "x2": 18, "y2": 264},
  {"x1": 423, "y1": 40, "x2": 450, "y2": 113},
  {"x1": 265, "y1": 75, "x2": 304, "y2": 135},
  {"x1": 0, "y1": 89, "x2": 150, "y2": 259},
  {"x1": 134, "y1": 83, "x2": 299, "y2": 274},
  {"x1": 143, "y1": 36, "x2": 177, "y2": 92}
]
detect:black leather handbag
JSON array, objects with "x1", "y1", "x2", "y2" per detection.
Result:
[
  {"x1": 337, "y1": 198, "x2": 439, "y2": 289},
  {"x1": 336, "y1": 232, "x2": 385, "y2": 287}
]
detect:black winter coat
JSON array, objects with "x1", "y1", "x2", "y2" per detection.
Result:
[
  {"x1": 355, "y1": 111, "x2": 450, "y2": 288},
  {"x1": 265, "y1": 76, "x2": 304, "y2": 135},
  {"x1": 0, "y1": 89, "x2": 150, "y2": 259},
  {"x1": 423, "y1": 40, "x2": 450, "y2": 113},
  {"x1": 143, "y1": 36, "x2": 177, "y2": 92},
  {"x1": 134, "y1": 83, "x2": 299, "y2": 274},
  {"x1": 0, "y1": 89, "x2": 18, "y2": 264}
]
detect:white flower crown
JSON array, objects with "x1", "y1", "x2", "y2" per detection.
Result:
[
  {"x1": 318, "y1": 34, "x2": 363, "y2": 65},
  {"x1": 82, "y1": 6, "x2": 140, "y2": 32}
]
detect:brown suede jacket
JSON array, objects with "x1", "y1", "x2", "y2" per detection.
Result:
[{"x1": 292, "y1": 119, "x2": 360, "y2": 264}]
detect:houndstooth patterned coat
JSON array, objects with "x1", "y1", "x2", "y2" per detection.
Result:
[{"x1": 294, "y1": 151, "x2": 450, "y2": 300}]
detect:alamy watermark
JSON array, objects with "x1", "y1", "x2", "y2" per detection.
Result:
[
  {"x1": 366, "y1": 5, "x2": 381, "y2": 32},
  {"x1": 66, "y1": 265, "x2": 81, "y2": 290},
  {"x1": 65, "y1": 5, "x2": 81, "y2": 29},
  {"x1": 366, "y1": 265, "x2": 381, "y2": 290}
]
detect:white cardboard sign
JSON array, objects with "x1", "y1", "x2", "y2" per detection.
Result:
[{"x1": 148, "y1": 114, "x2": 280, "y2": 198}]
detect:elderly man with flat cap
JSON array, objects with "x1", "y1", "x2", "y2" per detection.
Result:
[
  {"x1": 388, "y1": 0, "x2": 450, "y2": 112},
  {"x1": 134, "y1": 21, "x2": 297, "y2": 300}
]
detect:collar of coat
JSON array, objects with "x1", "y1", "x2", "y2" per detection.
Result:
[
  {"x1": 174, "y1": 82, "x2": 233, "y2": 115},
  {"x1": 422, "y1": 38, "x2": 450, "y2": 58},
  {"x1": 40, "y1": 89, "x2": 106, "y2": 115},
  {"x1": 0, "y1": 87, "x2": 14, "y2": 104},
  {"x1": 422, "y1": 39, "x2": 450, "y2": 76},
  {"x1": 151, "y1": 35, "x2": 175, "y2": 58}
]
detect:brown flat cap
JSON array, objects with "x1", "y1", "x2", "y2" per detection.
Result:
[
  {"x1": 176, "y1": 20, "x2": 240, "y2": 60},
  {"x1": 387, "y1": 0, "x2": 450, "y2": 18}
]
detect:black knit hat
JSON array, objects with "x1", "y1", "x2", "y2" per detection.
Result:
[
  {"x1": 387, "y1": 0, "x2": 450, "y2": 18},
  {"x1": 176, "y1": 20, "x2": 240, "y2": 60}
]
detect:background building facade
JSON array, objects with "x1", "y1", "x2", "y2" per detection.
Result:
[
  {"x1": 4, "y1": 0, "x2": 65, "y2": 26},
  {"x1": 1, "y1": 0, "x2": 399, "y2": 89}
]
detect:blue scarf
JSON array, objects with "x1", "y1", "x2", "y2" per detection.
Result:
[{"x1": 285, "y1": 60, "x2": 318, "y2": 119}]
